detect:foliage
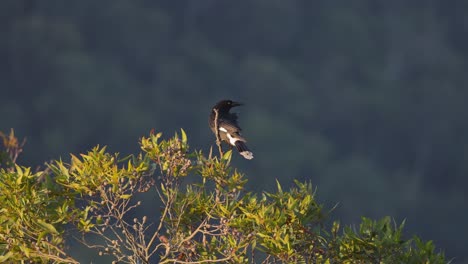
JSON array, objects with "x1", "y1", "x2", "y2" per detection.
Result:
[
  {"x1": 0, "y1": 130, "x2": 446, "y2": 263},
  {"x1": 0, "y1": 129, "x2": 25, "y2": 169},
  {"x1": 0, "y1": 130, "x2": 77, "y2": 263}
]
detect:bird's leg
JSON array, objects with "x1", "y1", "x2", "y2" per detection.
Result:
[{"x1": 213, "y1": 109, "x2": 224, "y2": 157}]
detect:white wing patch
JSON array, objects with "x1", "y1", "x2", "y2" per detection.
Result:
[{"x1": 226, "y1": 133, "x2": 238, "y2": 146}]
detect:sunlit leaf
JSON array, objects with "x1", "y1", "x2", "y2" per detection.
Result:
[
  {"x1": 181, "y1": 128, "x2": 187, "y2": 144},
  {"x1": 222, "y1": 150, "x2": 232, "y2": 161},
  {"x1": 37, "y1": 219, "x2": 59, "y2": 234},
  {"x1": 0, "y1": 251, "x2": 13, "y2": 262},
  {"x1": 120, "y1": 194, "x2": 132, "y2": 199}
]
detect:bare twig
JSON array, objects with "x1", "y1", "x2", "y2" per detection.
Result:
[
  {"x1": 147, "y1": 195, "x2": 171, "y2": 256},
  {"x1": 213, "y1": 109, "x2": 223, "y2": 157},
  {"x1": 159, "y1": 255, "x2": 233, "y2": 264},
  {"x1": 208, "y1": 146, "x2": 213, "y2": 160},
  {"x1": 0, "y1": 128, "x2": 26, "y2": 165}
]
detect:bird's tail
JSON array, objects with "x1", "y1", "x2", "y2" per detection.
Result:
[{"x1": 235, "y1": 141, "x2": 254, "y2": 160}]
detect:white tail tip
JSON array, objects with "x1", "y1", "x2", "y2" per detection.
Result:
[{"x1": 240, "y1": 151, "x2": 254, "y2": 160}]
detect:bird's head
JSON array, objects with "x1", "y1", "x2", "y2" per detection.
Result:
[{"x1": 212, "y1": 100, "x2": 243, "y2": 112}]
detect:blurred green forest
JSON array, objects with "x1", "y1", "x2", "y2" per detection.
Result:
[{"x1": 1, "y1": 0, "x2": 467, "y2": 262}]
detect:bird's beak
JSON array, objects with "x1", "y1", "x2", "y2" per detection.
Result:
[{"x1": 232, "y1": 101, "x2": 243, "y2": 107}]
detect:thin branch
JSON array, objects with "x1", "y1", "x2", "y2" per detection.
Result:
[
  {"x1": 147, "y1": 196, "x2": 170, "y2": 255},
  {"x1": 176, "y1": 217, "x2": 209, "y2": 250},
  {"x1": 159, "y1": 255, "x2": 233, "y2": 264},
  {"x1": 31, "y1": 251, "x2": 80, "y2": 264},
  {"x1": 213, "y1": 109, "x2": 223, "y2": 157},
  {"x1": 31, "y1": 240, "x2": 80, "y2": 264}
]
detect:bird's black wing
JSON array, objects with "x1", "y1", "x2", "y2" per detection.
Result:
[
  {"x1": 218, "y1": 118, "x2": 240, "y2": 133},
  {"x1": 218, "y1": 112, "x2": 241, "y2": 131},
  {"x1": 217, "y1": 116, "x2": 247, "y2": 142},
  {"x1": 224, "y1": 112, "x2": 239, "y2": 126}
]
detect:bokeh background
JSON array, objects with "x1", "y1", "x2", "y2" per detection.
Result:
[{"x1": 2, "y1": 0, "x2": 468, "y2": 262}]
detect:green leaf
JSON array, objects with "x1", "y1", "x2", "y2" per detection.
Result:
[
  {"x1": 37, "y1": 219, "x2": 59, "y2": 234},
  {"x1": 276, "y1": 179, "x2": 283, "y2": 194},
  {"x1": 16, "y1": 172, "x2": 23, "y2": 185},
  {"x1": 0, "y1": 251, "x2": 13, "y2": 262},
  {"x1": 20, "y1": 245, "x2": 30, "y2": 258},
  {"x1": 38, "y1": 231, "x2": 48, "y2": 242},
  {"x1": 181, "y1": 128, "x2": 187, "y2": 144},
  {"x1": 120, "y1": 194, "x2": 132, "y2": 199},
  {"x1": 151, "y1": 132, "x2": 163, "y2": 144},
  {"x1": 222, "y1": 150, "x2": 232, "y2": 161}
]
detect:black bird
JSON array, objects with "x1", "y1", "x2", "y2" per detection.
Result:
[{"x1": 209, "y1": 100, "x2": 253, "y2": 160}]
